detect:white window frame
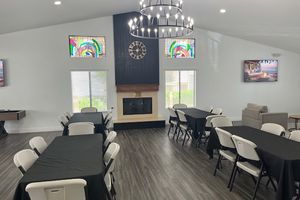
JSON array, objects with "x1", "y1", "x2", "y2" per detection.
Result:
[
  {"x1": 70, "y1": 70, "x2": 108, "y2": 112},
  {"x1": 165, "y1": 69, "x2": 196, "y2": 108}
]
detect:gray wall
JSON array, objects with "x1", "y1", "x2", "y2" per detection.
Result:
[{"x1": 0, "y1": 16, "x2": 299, "y2": 132}]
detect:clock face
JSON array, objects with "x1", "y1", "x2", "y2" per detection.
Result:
[{"x1": 128, "y1": 41, "x2": 147, "y2": 60}]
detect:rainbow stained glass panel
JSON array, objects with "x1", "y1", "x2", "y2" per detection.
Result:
[
  {"x1": 165, "y1": 39, "x2": 195, "y2": 58},
  {"x1": 69, "y1": 36, "x2": 106, "y2": 58}
]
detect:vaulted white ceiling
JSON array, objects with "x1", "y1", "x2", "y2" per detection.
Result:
[{"x1": 1, "y1": 0, "x2": 300, "y2": 54}]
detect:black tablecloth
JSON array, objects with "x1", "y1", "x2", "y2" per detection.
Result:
[
  {"x1": 14, "y1": 134, "x2": 106, "y2": 200},
  {"x1": 207, "y1": 126, "x2": 300, "y2": 200},
  {"x1": 178, "y1": 108, "x2": 214, "y2": 139},
  {"x1": 63, "y1": 112, "x2": 105, "y2": 136}
]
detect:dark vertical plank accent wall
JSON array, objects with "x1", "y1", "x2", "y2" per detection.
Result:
[{"x1": 113, "y1": 12, "x2": 159, "y2": 86}]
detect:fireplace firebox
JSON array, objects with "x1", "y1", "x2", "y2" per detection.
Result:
[{"x1": 123, "y1": 97, "x2": 152, "y2": 115}]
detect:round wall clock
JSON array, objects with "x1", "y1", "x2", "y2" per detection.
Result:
[{"x1": 128, "y1": 41, "x2": 147, "y2": 60}]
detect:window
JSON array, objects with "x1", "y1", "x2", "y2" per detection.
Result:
[
  {"x1": 165, "y1": 70, "x2": 196, "y2": 108},
  {"x1": 71, "y1": 71, "x2": 107, "y2": 112}
]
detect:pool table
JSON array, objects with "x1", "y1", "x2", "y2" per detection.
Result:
[{"x1": 0, "y1": 110, "x2": 26, "y2": 139}]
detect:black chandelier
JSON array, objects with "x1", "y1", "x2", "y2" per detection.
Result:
[{"x1": 128, "y1": 0, "x2": 194, "y2": 39}]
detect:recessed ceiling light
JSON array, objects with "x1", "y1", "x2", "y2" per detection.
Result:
[
  {"x1": 219, "y1": 9, "x2": 226, "y2": 13},
  {"x1": 54, "y1": 1, "x2": 62, "y2": 6}
]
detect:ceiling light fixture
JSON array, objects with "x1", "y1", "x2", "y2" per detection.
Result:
[
  {"x1": 219, "y1": 9, "x2": 226, "y2": 14},
  {"x1": 54, "y1": 1, "x2": 62, "y2": 6},
  {"x1": 128, "y1": 0, "x2": 194, "y2": 39}
]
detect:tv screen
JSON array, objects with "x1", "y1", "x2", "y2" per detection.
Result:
[
  {"x1": 0, "y1": 60, "x2": 4, "y2": 87},
  {"x1": 69, "y1": 36, "x2": 106, "y2": 58},
  {"x1": 244, "y1": 60, "x2": 278, "y2": 82},
  {"x1": 165, "y1": 38, "x2": 195, "y2": 58}
]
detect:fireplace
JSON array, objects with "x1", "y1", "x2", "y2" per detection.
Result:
[{"x1": 123, "y1": 97, "x2": 152, "y2": 115}]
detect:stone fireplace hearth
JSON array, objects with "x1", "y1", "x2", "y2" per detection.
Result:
[{"x1": 116, "y1": 91, "x2": 158, "y2": 121}]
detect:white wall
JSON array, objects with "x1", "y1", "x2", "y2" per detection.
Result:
[
  {"x1": 0, "y1": 17, "x2": 117, "y2": 133},
  {"x1": 158, "y1": 29, "x2": 300, "y2": 120},
  {"x1": 1, "y1": 15, "x2": 300, "y2": 133}
]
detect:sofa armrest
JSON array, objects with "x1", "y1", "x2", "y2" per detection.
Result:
[{"x1": 260, "y1": 113, "x2": 288, "y2": 129}]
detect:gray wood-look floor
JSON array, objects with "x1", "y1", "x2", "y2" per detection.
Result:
[{"x1": 0, "y1": 127, "x2": 275, "y2": 200}]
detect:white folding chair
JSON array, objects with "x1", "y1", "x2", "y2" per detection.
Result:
[
  {"x1": 205, "y1": 106, "x2": 214, "y2": 113},
  {"x1": 167, "y1": 107, "x2": 179, "y2": 137},
  {"x1": 176, "y1": 110, "x2": 192, "y2": 146},
  {"x1": 230, "y1": 135, "x2": 276, "y2": 199},
  {"x1": 25, "y1": 179, "x2": 87, "y2": 200},
  {"x1": 212, "y1": 108, "x2": 223, "y2": 115},
  {"x1": 214, "y1": 128, "x2": 237, "y2": 188},
  {"x1": 104, "y1": 131, "x2": 117, "y2": 150},
  {"x1": 64, "y1": 112, "x2": 72, "y2": 120},
  {"x1": 103, "y1": 143, "x2": 120, "y2": 200},
  {"x1": 29, "y1": 136, "x2": 48, "y2": 155},
  {"x1": 104, "y1": 114, "x2": 113, "y2": 133},
  {"x1": 81, "y1": 107, "x2": 97, "y2": 113},
  {"x1": 261, "y1": 123, "x2": 285, "y2": 136},
  {"x1": 173, "y1": 103, "x2": 188, "y2": 109},
  {"x1": 211, "y1": 116, "x2": 233, "y2": 128},
  {"x1": 68, "y1": 122, "x2": 95, "y2": 136},
  {"x1": 289, "y1": 130, "x2": 300, "y2": 142},
  {"x1": 58, "y1": 116, "x2": 69, "y2": 128},
  {"x1": 13, "y1": 149, "x2": 38, "y2": 175},
  {"x1": 204, "y1": 115, "x2": 224, "y2": 139}
]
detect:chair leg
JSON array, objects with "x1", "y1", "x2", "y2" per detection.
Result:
[
  {"x1": 177, "y1": 128, "x2": 183, "y2": 141},
  {"x1": 182, "y1": 130, "x2": 188, "y2": 146},
  {"x1": 173, "y1": 125, "x2": 178, "y2": 139},
  {"x1": 227, "y1": 161, "x2": 237, "y2": 188},
  {"x1": 213, "y1": 154, "x2": 222, "y2": 176},
  {"x1": 105, "y1": 186, "x2": 112, "y2": 200},
  {"x1": 167, "y1": 124, "x2": 172, "y2": 136},
  {"x1": 252, "y1": 166, "x2": 264, "y2": 200},
  {"x1": 267, "y1": 176, "x2": 277, "y2": 191},
  {"x1": 230, "y1": 165, "x2": 239, "y2": 192}
]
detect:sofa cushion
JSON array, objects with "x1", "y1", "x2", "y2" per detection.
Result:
[
  {"x1": 242, "y1": 109, "x2": 261, "y2": 119},
  {"x1": 247, "y1": 103, "x2": 268, "y2": 113}
]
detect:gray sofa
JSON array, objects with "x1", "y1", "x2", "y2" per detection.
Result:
[{"x1": 242, "y1": 103, "x2": 288, "y2": 129}]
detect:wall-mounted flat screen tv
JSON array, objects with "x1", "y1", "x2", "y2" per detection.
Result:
[
  {"x1": 165, "y1": 38, "x2": 195, "y2": 58},
  {"x1": 0, "y1": 60, "x2": 4, "y2": 87},
  {"x1": 69, "y1": 36, "x2": 106, "y2": 58},
  {"x1": 244, "y1": 60, "x2": 278, "y2": 82}
]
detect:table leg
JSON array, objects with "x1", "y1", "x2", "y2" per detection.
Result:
[{"x1": 0, "y1": 121, "x2": 8, "y2": 140}]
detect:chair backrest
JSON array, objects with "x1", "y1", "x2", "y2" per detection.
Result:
[
  {"x1": 68, "y1": 122, "x2": 95, "y2": 136},
  {"x1": 211, "y1": 116, "x2": 233, "y2": 127},
  {"x1": 212, "y1": 108, "x2": 223, "y2": 115},
  {"x1": 64, "y1": 112, "x2": 72, "y2": 120},
  {"x1": 215, "y1": 128, "x2": 235, "y2": 149},
  {"x1": 289, "y1": 130, "x2": 300, "y2": 142},
  {"x1": 81, "y1": 107, "x2": 97, "y2": 113},
  {"x1": 29, "y1": 136, "x2": 48, "y2": 155},
  {"x1": 205, "y1": 115, "x2": 223, "y2": 127},
  {"x1": 176, "y1": 110, "x2": 187, "y2": 123},
  {"x1": 25, "y1": 179, "x2": 87, "y2": 200},
  {"x1": 204, "y1": 106, "x2": 214, "y2": 113},
  {"x1": 168, "y1": 107, "x2": 177, "y2": 118},
  {"x1": 13, "y1": 149, "x2": 38, "y2": 174},
  {"x1": 231, "y1": 135, "x2": 260, "y2": 161},
  {"x1": 173, "y1": 104, "x2": 188, "y2": 109},
  {"x1": 261, "y1": 123, "x2": 285, "y2": 136},
  {"x1": 104, "y1": 114, "x2": 113, "y2": 128},
  {"x1": 104, "y1": 131, "x2": 117, "y2": 148},
  {"x1": 104, "y1": 143, "x2": 120, "y2": 174},
  {"x1": 58, "y1": 116, "x2": 69, "y2": 128}
]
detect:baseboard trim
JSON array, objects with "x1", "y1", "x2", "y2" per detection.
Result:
[{"x1": 5, "y1": 126, "x2": 63, "y2": 134}]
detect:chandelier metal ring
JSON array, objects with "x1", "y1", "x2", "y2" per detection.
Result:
[{"x1": 129, "y1": 0, "x2": 194, "y2": 39}]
